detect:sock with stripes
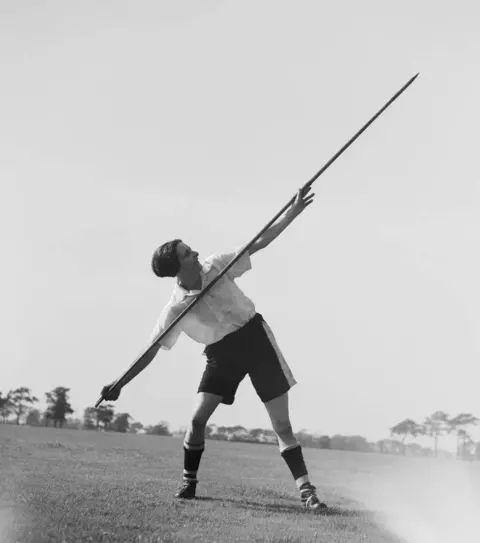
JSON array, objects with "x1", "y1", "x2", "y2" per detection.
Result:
[
  {"x1": 183, "y1": 440, "x2": 205, "y2": 483},
  {"x1": 280, "y1": 443, "x2": 310, "y2": 489}
]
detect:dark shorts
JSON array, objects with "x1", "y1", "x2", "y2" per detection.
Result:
[{"x1": 198, "y1": 313, "x2": 297, "y2": 405}]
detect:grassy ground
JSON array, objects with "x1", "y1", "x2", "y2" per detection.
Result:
[{"x1": 3, "y1": 424, "x2": 475, "y2": 543}]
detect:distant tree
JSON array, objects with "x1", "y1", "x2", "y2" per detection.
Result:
[
  {"x1": 317, "y1": 435, "x2": 331, "y2": 449},
  {"x1": 390, "y1": 419, "x2": 423, "y2": 455},
  {"x1": 95, "y1": 405, "x2": 115, "y2": 430},
  {"x1": 130, "y1": 421, "x2": 144, "y2": 434},
  {"x1": 83, "y1": 407, "x2": 97, "y2": 430},
  {"x1": 112, "y1": 413, "x2": 132, "y2": 433},
  {"x1": 228, "y1": 425, "x2": 252, "y2": 441},
  {"x1": 296, "y1": 429, "x2": 316, "y2": 448},
  {"x1": 213, "y1": 426, "x2": 233, "y2": 440},
  {"x1": 448, "y1": 413, "x2": 479, "y2": 459},
  {"x1": 423, "y1": 411, "x2": 450, "y2": 457},
  {"x1": 9, "y1": 387, "x2": 38, "y2": 425},
  {"x1": 145, "y1": 421, "x2": 172, "y2": 436},
  {"x1": 330, "y1": 435, "x2": 347, "y2": 450},
  {"x1": 0, "y1": 391, "x2": 10, "y2": 410},
  {"x1": 344, "y1": 435, "x2": 372, "y2": 452},
  {"x1": 42, "y1": 408, "x2": 54, "y2": 427},
  {"x1": 63, "y1": 417, "x2": 82, "y2": 430},
  {"x1": 25, "y1": 408, "x2": 41, "y2": 426},
  {"x1": 261, "y1": 429, "x2": 278, "y2": 444},
  {"x1": 406, "y1": 442, "x2": 424, "y2": 456},
  {"x1": 0, "y1": 391, "x2": 13, "y2": 423},
  {"x1": 171, "y1": 426, "x2": 188, "y2": 438},
  {"x1": 378, "y1": 438, "x2": 405, "y2": 455},
  {"x1": 44, "y1": 387, "x2": 74, "y2": 428},
  {"x1": 376, "y1": 439, "x2": 386, "y2": 454},
  {"x1": 456, "y1": 430, "x2": 475, "y2": 461},
  {"x1": 249, "y1": 428, "x2": 264, "y2": 440},
  {"x1": 229, "y1": 425, "x2": 248, "y2": 438},
  {"x1": 212, "y1": 426, "x2": 229, "y2": 440},
  {"x1": 204, "y1": 425, "x2": 215, "y2": 438}
]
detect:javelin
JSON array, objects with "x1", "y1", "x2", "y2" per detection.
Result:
[{"x1": 95, "y1": 73, "x2": 419, "y2": 408}]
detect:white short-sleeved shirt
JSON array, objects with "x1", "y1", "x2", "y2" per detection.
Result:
[{"x1": 150, "y1": 247, "x2": 256, "y2": 350}]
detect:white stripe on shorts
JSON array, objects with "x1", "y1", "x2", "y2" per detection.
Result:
[{"x1": 261, "y1": 321, "x2": 297, "y2": 388}]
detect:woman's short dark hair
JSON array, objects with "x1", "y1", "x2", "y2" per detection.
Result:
[{"x1": 151, "y1": 239, "x2": 182, "y2": 277}]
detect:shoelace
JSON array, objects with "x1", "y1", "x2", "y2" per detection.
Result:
[
  {"x1": 300, "y1": 484, "x2": 317, "y2": 496},
  {"x1": 301, "y1": 485, "x2": 319, "y2": 503},
  {"x1": 179, "y1": 480, "x2": 196, "y2": 489}
]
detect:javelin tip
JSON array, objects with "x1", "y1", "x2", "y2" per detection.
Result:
[{"x1": 399, "y1": 72, "x2": 419, "y2": 93}]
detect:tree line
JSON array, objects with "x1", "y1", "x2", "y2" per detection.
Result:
[
  {"x1": 1, "y1": 386, "x2": 479, "y2": 460},
  {"x1": 0, "y1": 387, "x2": 170, "y2": 436},
  {"x1": 389, "y1": 411, "x2": 479, "y2": 460}
]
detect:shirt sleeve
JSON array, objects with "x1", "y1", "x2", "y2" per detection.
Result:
[
  {"x1": 150, "y1": 303, "x2": 184, "y2": 351},
  {"x1": 210, "y1": 245, "x2": 252, "y2": 279}
]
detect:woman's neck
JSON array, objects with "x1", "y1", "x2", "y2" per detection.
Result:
[{"x1": 177, "y1": 270, "x2": 202, "y2": 291}]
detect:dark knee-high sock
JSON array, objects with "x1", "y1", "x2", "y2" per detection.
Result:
[
  {"x1": 280, "y1": 443, "x2": 310, "y2": 489},
  {"x1": 183, "y1": 440, "x2": 205, "y2": 483}
]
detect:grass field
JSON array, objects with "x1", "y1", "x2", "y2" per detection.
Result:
[{"x1": 1, "y1": 425, "x2": 479, "y2": 543}]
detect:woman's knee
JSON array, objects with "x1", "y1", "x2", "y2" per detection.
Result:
[
  {"x1": 190, "y1": 414, "x2": 209, "y2": 430},
  {"x1": 272, "y1": 419, "x2": 294, "y2": 438},
  {"x1": 190, "y1": 392, "x2": 222, "y2": 429}
]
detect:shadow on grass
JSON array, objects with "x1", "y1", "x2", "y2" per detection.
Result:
[{"x1": 193, "y1": 496, "x2": 364, "y2": 517}]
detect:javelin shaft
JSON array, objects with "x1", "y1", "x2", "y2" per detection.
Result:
[{"x1": 95, "y1": 73, "x2": 419, "y2": 408}]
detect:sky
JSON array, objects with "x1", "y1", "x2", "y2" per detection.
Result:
[{"x1": 2, "y1": 0, "x2": 480, "y2": 446}]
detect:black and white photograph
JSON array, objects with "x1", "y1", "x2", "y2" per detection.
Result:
[{"x1": 2, "y1": 1, "x2": 480, "y2": 542}]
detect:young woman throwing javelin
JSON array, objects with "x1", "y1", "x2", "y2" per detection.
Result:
[{"x1": 102, "y1": 186, "x2": 326, "y2": 511}]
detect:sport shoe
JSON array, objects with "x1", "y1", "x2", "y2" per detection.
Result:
[
  {"x1": 300, "y1": 483, "x2": 327, "y2": 511},
  {"x1": 174, "y1": 480, "x2": 197, "y2": 499}
]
